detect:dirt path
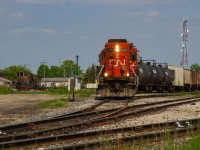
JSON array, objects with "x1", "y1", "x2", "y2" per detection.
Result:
[{"x1": 0, "y1": 94, "x2": 67, "y2": 125}]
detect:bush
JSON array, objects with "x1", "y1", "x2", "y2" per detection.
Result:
[{"x1": 0, "y1": 84, "x2": 14, "y2": 94}]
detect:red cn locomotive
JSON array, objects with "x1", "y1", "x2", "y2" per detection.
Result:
[{"x1": 97, "y1": 39, "x2": 139, "y2": 98}]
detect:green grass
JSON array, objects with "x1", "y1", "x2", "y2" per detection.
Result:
[
  {"x1": 35, "y1": 98, "x2": 68, "y2": 109},
  {"x1": 36, "y1": 89, "x2": 95, "y2": 109},
  {"x1": 0, "y1": 85, "x2": 14, "y2": 94},
  {"x1": 178, "y1": 133, "x2": 200, "y2": 150},
  {"x1": 75, "y1": 89, "x2": 96, "y2": 97},
  {"x1": 173, "y1": 91, "x2": 200, "y2": 97}
]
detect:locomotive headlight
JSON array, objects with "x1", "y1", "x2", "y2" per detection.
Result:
[
  {"x1": 104, "y1": 72, "x2": 108, "y2": 77},
  {"x1": 115, "y1": 45, "x2": 119, "y2": 52},
  {"x1": 126, "y1": 73, "x2": 130, "y2": 77}
]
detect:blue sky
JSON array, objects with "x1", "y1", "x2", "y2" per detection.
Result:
[{"x1": 0, "y1": 0, "x2": 200, "y2": 73}]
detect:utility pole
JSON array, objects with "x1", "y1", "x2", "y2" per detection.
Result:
[
  {"x1": 181, "y1": 19, "x2": 189, "y2": 69},
  {"x1": 76, "y1": 55, "x2": 79, "y2": 75},
  {"x1": 40, "y1": 60, "x2": 48, "y2": 78}
]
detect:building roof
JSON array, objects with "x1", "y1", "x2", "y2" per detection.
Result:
[
  {"x1": 41, "y1": 78, "x2": 68, "y2": 82},
  {"x1": 0, "y1": 77, "x2": 12, "y2": 83}
]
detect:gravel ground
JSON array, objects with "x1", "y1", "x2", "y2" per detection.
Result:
[
  {"x1": 1, "y1": 93, "x2": 200, "y2": 130},
  {"x1": 0, "y1": 94, "x2": 97, "y2": 126}
]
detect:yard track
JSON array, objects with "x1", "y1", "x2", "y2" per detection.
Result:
[
  {"x1": 0, "y1": 94, "x2": 171, "y2": 135},
  {"x1": 1, "y1": 117, "x2": 200, "y2": 149},
  {"x1": 0, "y1": 96, "x2": 200, "y2": 149}
]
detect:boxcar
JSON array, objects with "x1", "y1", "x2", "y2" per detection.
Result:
[
  {"x1": 168, "y1": 65, "x2": 184, "y2": 91},
  {"x1": 184, "y1": 69, "x2": 192, "y2": 91},
  {"x1": 191, "y1": 71, "x2": 200, "y2": 90}
]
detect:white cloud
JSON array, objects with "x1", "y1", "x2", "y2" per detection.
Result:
[
  {"x1": 71, "y1": 0, "x2": 187, "y2": 5},
  {"x1": 14, "y1": 0, "x2": 187, "y2": 5},
  {"x1": 119, "y1": 11, "x2": 160, "y2": 18},
  {"x1": 38, "y1": 28, "x2": 56, "y2": 35},
  {"x1": 7, "y1": 28, "x2": 31, "y2": 35},
  {"x1": 14, "y1": 0, "x2": 66, "y2": 4},
  {"x1": 10, "y1": 11, "x2": 25, "y2": 19},
  {"x1": 6, "y1": 28, "x2": 56, "y2": 36},
  {"x1": 147, "y1": 11, "x2": 160, "y2": 17}
]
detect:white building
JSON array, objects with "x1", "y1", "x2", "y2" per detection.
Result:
[
  {"x1": 0, "y1": 77, "x2": 11, "y2": 85},
  {"x1": 40, "y1": 78, "x2": 68, "y2": 88}
]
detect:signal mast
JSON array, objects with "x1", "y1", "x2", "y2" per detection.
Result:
[{"x1": 180, "y1": 19, "x2": 189, "y2": 69}]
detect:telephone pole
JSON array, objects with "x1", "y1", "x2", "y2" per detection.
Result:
[{"x1": 40, "y1": 60, "x2": 48, "y2": 78}]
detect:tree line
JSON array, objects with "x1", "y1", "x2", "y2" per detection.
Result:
[
  {"x1": 0, "y1": 59, "x2": 84, "y2": 81},
  {"x1": 1, "y1": 62, "x2": 200, "y2": 84}
]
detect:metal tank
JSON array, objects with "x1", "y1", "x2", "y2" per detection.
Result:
[
  {"x1": 154, "y1": 65, "x2": 165, "y2": 84},
  {"x1": 138, "y1": 62, "x2": 152, "y2": 84},
  {"x1": 163, "y1": 68, "x2": 175, "y2": 85}
]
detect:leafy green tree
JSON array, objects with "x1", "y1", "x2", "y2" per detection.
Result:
[
  {"x1": 48, "y1": 66, "x2": 62, "y2": 77},
  {"x1": 37, "y1": 64, "x2": 49, "y2": 79},
  {"x1": 82, "y1": 67, "x2": 91, "y2": 84},
  {"x1": 1, "y1": 65, "x2": 31, "y2": 80},
  {"x1": 82, "y1": 64, "x2": 97, "y2": 84},
  {"x1": 61, "y1": 59, "x2": 83, "y2": 77},
  {"x1": 190, "y1": 63, "x2": 200, "y2": 71},
  {"x1": 36, "y1": 59, "x2": 83, "y2": 78}
]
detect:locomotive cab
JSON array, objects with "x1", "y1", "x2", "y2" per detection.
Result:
[{"x1": 97, "y1": 39, "x2": 139, "y2": 98}]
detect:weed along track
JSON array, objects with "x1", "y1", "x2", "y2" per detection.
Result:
[
  {"x1": 1, "y1": 95, "x2": 200, "y2": 149},
  {"x1": 1, "y1": 118, "x2": 200, "y2": 149}
]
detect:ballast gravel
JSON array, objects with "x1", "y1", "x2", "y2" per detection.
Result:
[{"x1": 1, "y1": 93, "x2": 200, "y2": 130}]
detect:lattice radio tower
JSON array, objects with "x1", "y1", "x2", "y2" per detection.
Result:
[{"x1": 181, "y1": 19, "x2": 189, "y2": 69}]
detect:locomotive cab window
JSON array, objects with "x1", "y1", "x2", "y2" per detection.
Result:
[
  {"x1": 131, "y1": 52, "x2": 137, "y2": 61},
  {"x1": 120, "y1": 48, "x2": 128, "y2": 52},
  {"x1": 107, "y1": 48, "x2": 114, "y2": 52}
]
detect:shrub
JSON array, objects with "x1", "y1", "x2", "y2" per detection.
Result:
[{"x1": 0, "y1": 84, "x2": 14, "y2": 94}]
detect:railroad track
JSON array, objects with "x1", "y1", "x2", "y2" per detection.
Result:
[
  {"x1": 0, "y1": 94, "x2": 172, "y2": 132},
  {"x1": 0, "y1": 96, "x2": 200, "y2": 148},
  {"x1": 0, "y1": 94, "x2": 168, "y2": 135},
  {"x1": 0, "y1": 98, "x2": 134, "y2": 135},
  {"x1": 0, "y1": 95, "x2": 181, "y2": 135},
  {"x1": 1, "y1": 117, "x2": 200, "y2": 149}
]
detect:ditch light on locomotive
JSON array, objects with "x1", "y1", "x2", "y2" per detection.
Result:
[{"x1": 96, "y1": 39, "x2": 139, "y2": 98}]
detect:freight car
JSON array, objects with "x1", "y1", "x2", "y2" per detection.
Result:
[
  {"x1": 96, "y1": 39, "x2": 139, "y2": 97},
  {"x1": 138, "y1": 61, "x2": 175, "y2": 93},
  {"x1": 96, "y1": 39, "x2": 200, "y2": 98},
  {"x1": 183, "y1": 69, "x2": 200, "y2": 91},
  {"x1": 15, "y1": 71, "x2": 38, "y2": 90}
]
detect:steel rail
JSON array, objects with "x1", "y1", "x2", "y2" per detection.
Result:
[
  {"x1": 1, "y1": 117, "x2": 200, "y2": 149},
  {"x1": 0, "y1": 94, "x2": 172, "y2": 133},
  {"x1": 0, "y1": 96, "x2": 194, "y2": 134},
  {"x1": 58, "y1": 124, "x2": 199, "y2": 150},
  {"x1": 0, "y1": 97, "x2": 199, "y2": 143},
  {"x1": 0, "y1": 99, "x2": 108, "y2": 132}
]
